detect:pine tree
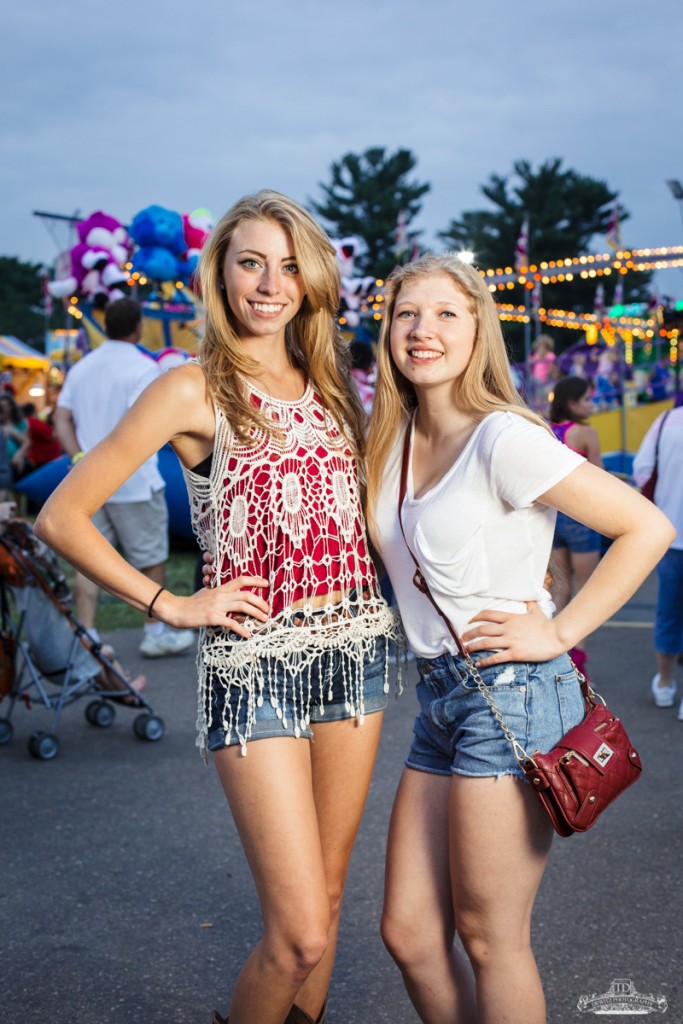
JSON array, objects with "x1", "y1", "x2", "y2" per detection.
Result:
[
  {"x1": 311, "y1": 147, "x2": 430, "y2": 277},
  {"x1": 0, "y1": 257, "x2": 55, "y2": 347},
  {"x1": 439, "y1": 158, "x2": 651, "y2": 314}
]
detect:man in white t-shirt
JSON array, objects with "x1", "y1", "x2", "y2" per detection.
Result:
[{"x1": 55, "y1": 297, "x2": 194, "y2": 658}]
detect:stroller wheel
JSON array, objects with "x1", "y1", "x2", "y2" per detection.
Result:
[
  {"x1": 0, "y1": 718, "x2": 13, "y2": 745},
  {"x1": 85, "y1": 700, "x2": 116, "y2": 728},
  {"x1": 133, "y1": 713, "x2": 165, "y2": 742},
  {"x1": 28, "y1": 731, "x2": 60, "y2": 760}
]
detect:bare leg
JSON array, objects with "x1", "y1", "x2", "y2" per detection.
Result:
[
  {"x1": 655, "y1": 651, "x2": 678, "y2": 688},
  {"x1": 213, "y1": 738, "x2": 333, "y2": 1024},
  {"x1": 382, "y1": 768, "x2": 476, "y2": 1024},
  {"x1": 291, "y1": 711, "x2": 385, "y2": 1019},
  {"x1": 451, "y1": 775, "x2": 554, "y2": 1024},
  {"x1": 96, "y1": 647, "x2": 146, "y2": 700},
  {"x1": 139, "y1": 562, "x2": 165, "y2": 587},
  {"x1": 75, "y1": 571, "x2": 100, "y2": 631}
]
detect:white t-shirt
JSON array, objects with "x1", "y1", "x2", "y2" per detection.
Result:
[
  {"x1": 374, "y1": 411, "x2": 584, "y2": 657},
  {"x1": 632, "y1": 407, "x2": 683, "y2": 549},
  {"x1": 58, "y1": 340, "x2": 164, "y2": 503}
]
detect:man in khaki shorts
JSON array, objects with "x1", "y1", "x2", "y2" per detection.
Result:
[{"x1": 54, "y1": 297, "x2": 194, "y2": 658}]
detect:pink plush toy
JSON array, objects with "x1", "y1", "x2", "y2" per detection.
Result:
[
  {"x1": 48, "y1": 210, "x2": 132, "y2": 306},
  {"x1": 77, "y1": 210, "x2": 131, "y2": 266},
  {"x1": 182, "y1": 208, "x2": 214, "y2": 262}
]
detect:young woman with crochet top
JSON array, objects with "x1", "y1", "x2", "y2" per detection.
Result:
[
  {"x1": 36, "y1": 191, "x2": 398, "y2": 1024},
  {"x1": 365, "y1": 253, "x2": 673, "y2": 1024}
]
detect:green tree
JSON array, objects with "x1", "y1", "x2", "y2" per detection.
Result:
[
  {"x1": 0, "y1": 256, "x2": 56, "y2": 348},
  {"x1": 439, "y1": 158, "x2": 651, "y2": 318},
  {"x1": 311, "y1": 147, "x2": 430, "y2": 277}
]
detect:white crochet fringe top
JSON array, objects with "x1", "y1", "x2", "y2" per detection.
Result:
[{"x1": 182, "y1": 378, "x2": 400, "y2": 757}]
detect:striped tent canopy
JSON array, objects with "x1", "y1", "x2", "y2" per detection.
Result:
[{"x1": 0, "y1": 336, "x2": 50, "y2": 369}]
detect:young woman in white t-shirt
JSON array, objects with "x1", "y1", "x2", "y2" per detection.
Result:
[{"x1": 366, "y1": 253, "x2": 674, "y2": 1024}]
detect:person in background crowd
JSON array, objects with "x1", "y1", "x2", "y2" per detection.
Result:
[
  {"x1": 530, "y1": 334, "x2": 556, "y2": 384},
  {"x1": 549, "y1": 375, "x2": 603, "y2": 677},
  {"x1": 0, "y1": 394, "x2": 28, "y2": 464},
  {"x1": 594, "y1": 349, "x2": 621, "y2": 409},
  {"x1": 633, "y1": 405, "x2": 683, "y2": 714},
  {"x1": 53, "y1": 297, "x2": 195, "y2": 659},
  {"x1": 0, "y1": 418, "x2": 11, "y2": 500},
  {"x1": 10, "y1": 402, "x2": 62, "y2": 477}
]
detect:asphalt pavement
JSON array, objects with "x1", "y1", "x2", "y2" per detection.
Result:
[{"x1": 2, "y1": 570, "x2": 681, "y2": 1024}]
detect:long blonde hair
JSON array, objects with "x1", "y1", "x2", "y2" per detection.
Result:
[
  {"x1": 366, "y1": 252, "x2": 547, "y2": 525},
  {"x1": 198, "y1": 190, "x2": 366, "y2": 454}
]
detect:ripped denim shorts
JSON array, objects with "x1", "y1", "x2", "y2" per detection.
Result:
[{"x1": 406, "y1": 651, "x2": 585, "y2": 779}]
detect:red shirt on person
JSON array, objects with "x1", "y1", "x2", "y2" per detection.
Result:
[{"x1": 25, "y1": 415, "x2": 62, "y2": 468}]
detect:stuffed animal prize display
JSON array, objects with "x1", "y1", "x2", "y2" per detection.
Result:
[{"x1": 48, "y1": 210, "x2": 133, "y2": 308}]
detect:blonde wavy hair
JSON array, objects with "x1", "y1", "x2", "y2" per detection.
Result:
[
  {"x1": 366, "y1": 252, "x2": 548, "y2": 527},
  {"x1": 198, "y1": 190, "x2": 366, "y2": 455}
]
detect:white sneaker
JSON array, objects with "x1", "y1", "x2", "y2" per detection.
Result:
[
  {"x1": 678, "y1": 698, "x2": 683, "y2": 722},
  {"x1": 651, "y1": 673, "x2": 677, "y2": 708},
  {"x1": 140, "y1": 628, "x2": 195, "y2": 658}
]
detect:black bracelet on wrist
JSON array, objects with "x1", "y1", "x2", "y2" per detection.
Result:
[{"x1": 147, "y1": 586, "x2": 166, "y2": 619}]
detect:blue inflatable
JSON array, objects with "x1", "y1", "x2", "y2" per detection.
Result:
[
  {"x1": 16, "y1": 446, "x2": 194, "y2": 540},
  {"x1": 602, "y1": 451, "x2": 635, "y2": 479}
]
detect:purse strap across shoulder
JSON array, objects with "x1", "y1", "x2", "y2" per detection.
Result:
[{"x1": 653, "y1": 409, "x2": 672, "y2": 469}]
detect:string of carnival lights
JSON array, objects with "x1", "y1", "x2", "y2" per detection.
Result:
[
  {"x1": 495, "y1": 301, "x2": 679, "y2": 336},
  {"x1": 480, "y1": 246, "x2": 683, "y2": 291},
  {"x1": 350, "y1": 248, "x2": 683, "y2": 315}
]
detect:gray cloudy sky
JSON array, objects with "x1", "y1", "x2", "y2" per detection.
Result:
[{"x1": 3, "y1": 0, "x2": 682, "y2": 296}]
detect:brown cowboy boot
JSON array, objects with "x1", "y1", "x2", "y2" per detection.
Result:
[
  {"x1": 285, "y1": 997, "x2": 328, "y2": 1023},
  {"x1": 211, "y1": 996, "x2": 328, "y2": 1024}
]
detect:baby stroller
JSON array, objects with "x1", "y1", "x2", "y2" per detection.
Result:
[{"x1": 0, "y1": 518, "x2": 165, "y2": 760}]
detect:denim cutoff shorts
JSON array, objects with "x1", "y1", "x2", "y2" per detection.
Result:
[
  {"x1": 207, "y1": 634, "x2": 389, "y2": 750},
  {"x1": 552, "y1": 511, "x2": 602, "y2": 554},
  {"x1": 406, "y1": 651, "x2": 585, "y2": 779}
]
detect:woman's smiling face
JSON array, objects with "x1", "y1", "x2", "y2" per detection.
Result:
[
  {"x1": 222, "y1": 217, "x2": 305, "y2": 344},
  {"x1": 389, "y1": 272, "x2": 476, "y2": 394}
]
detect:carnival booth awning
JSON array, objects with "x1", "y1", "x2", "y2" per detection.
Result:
[{"x1": 0, "y1": 336, "x2": 50, "y2": 370}]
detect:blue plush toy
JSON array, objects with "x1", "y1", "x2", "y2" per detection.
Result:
[
  {"x1": 130, "y1": 205, "x2": 185, "y2": 253},
  {"x1": 130, "y1": 204, "x2": 197, "y2": 283}
]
